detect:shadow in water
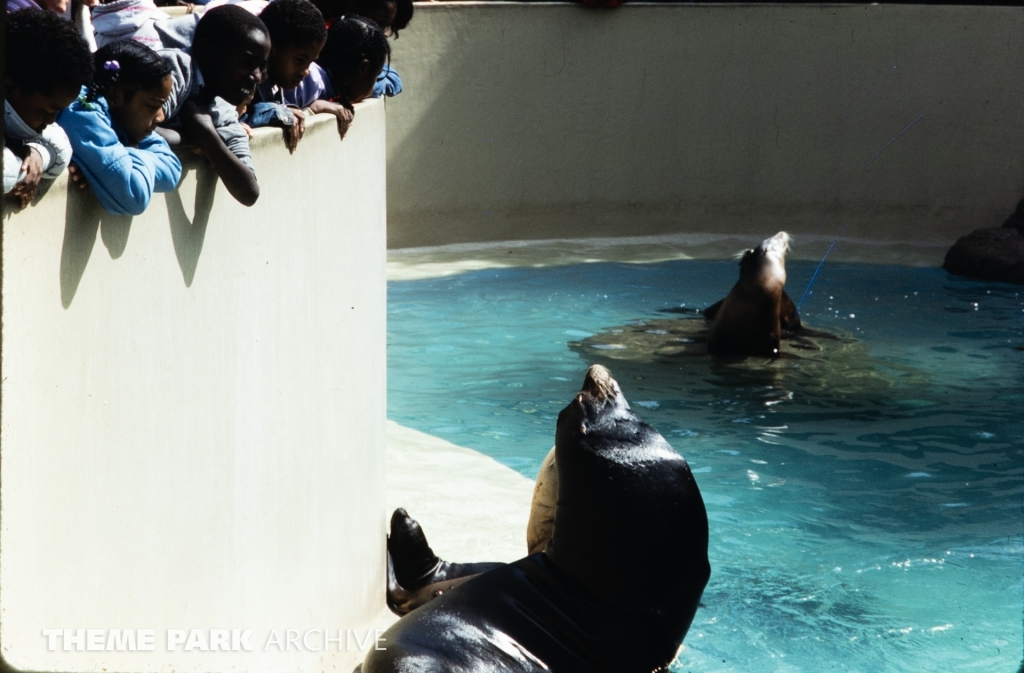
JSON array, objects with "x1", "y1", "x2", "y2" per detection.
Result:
[
  {"x1": 166, "y1": 163, "x2": 217, "y2": 287},
  {"x1": 570, "y1": 315, "x2": 929, "y2": 406}
]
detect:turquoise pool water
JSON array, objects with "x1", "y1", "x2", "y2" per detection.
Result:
[{"x1": 387, "y1": 260, "x2": 1023, "y2": 672}]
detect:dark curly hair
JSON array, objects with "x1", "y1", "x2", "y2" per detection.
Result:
[
  {"x1": 317, "y1": 15, "x2": 389, "y2": 89},
  {"x1": 309, "y1": 0, "x2": 342, "y2": 22},
  {"x1": 391, "y1": 0, "x2": 412, "y2": 36},
  {"x1": 5, "y1": 9, "x2": 94, "y2": 94},
  {"x1": 88, "y1": 39, "x2": 173, "y2": 102},
  {"x1": 194, "y1": 4, "x2": 270, "y2": 56},
  {"x1": 311, "y1": 0, "x2": 409, "y2": 35},
  {"x1": 259, "y1": 0, "x2": 327, "y2": 50}
]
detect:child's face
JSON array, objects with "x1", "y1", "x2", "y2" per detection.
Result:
[
  {"x1": 198, "y1": 29, "x2": 272, "y2": 106},
  {"x1": 110, "y1": 74, "x2": 174, "y2": 146},
  {"x1": 344, "y1": 58, "x2": 383, "y2": 105},
  {"x1": 5, "y1": 81, "x2": 80, "y2": 132},
  {"x1": 268, "y1": 41, "x2": 325, "y2": 92}
]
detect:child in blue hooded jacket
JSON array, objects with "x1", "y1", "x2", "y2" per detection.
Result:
[{"x1": 58, "y1": 39, "x2": 182, "y2": 216}]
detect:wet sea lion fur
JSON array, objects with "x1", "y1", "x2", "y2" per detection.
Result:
[{"x1": 364, "y1": 365, "x2": 710, "y2": 673}]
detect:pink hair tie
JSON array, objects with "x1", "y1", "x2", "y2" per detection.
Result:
[{"x1": 103, "y1": 60, "x2": 120, "y2": 72}]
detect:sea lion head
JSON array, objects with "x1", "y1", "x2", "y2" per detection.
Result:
[
  {"x1": 738, "y1": 231, "x2": 790, "y2": 294},
  {"x1": 554, "y1": 364, "x2": 634, "y2": 447}
]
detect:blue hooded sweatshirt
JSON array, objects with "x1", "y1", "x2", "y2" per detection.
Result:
[{"x1": 58, "y1": 91, "x2": 182, "y2": 216}]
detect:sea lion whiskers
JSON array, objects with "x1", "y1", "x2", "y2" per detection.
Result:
[
  {"x1": 749, "y1": 232, "x2": 791, "y2": 291},
  {"x1": 763, "y1": 230, "x2": 792, "y2": 253},
  {"x1": 569, "y1": 365, "x2": 633, "y2": 436},
  {"x1": 580, "y1": 364, "x2": 621, "y2": 402}
]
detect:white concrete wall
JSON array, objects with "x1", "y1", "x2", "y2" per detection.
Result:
[
  {"x1": 1, "y1": 101, "x2": 388, "y2": 673},
  {"x1": 387, "y1": 2, "x2": 1024, "y2": 256}
]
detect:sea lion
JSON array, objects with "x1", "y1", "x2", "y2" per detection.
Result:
[
  {"x1": 385, "y1": 508, "x2": 504, "y2": 615},
  {"x1": 525, "y1": 446, "x2": 558, "y2": 555},
  {"x1": 364, "y1": 365, "x2": 710, "y2": 673},
  {"x1": 705, "y1": 231, "x2": 799, "y2": 357}
]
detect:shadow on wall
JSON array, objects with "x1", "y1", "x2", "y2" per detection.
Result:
[
  {"x1": 166, "y1": 163, "x2": 217, "y2": 287},
  {"x1": 56, "y1": 158, "x2": 218, "y2": 307},
  {"x1": 59, "y1": 184, "x2": 107, "y2": 308}
]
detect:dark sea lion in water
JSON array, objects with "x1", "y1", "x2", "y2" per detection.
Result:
[
  {"x1": 363, "y1": 365, "x2": 710, "y2": 673},
  {"x1": 706, "y1": 231, "x2": 799, "y2": 357}
]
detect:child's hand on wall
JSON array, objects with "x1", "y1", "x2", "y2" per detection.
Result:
[
  {"x1": 10, "y1": 183, "x2": 36, "y2": 209},
  {"x1": 307, "y1": 100, "x2": 354, "y2": 141},
  {"x1": 285, "y1": 108, "x2": 305, "y2": 153},
  {"x1": 333, "y1": 106, "x2": 354, "y2": 141},
  {"x1": 11, "y1": 147, "x2": 44, "y2": 208}
]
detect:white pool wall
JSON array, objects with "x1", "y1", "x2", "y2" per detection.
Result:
[
  {"x1": 1, "y1": 103, "x2": 388, "y2": 673},
  {"x1": 386, "y1": 2, "x2": 1024, "y2": 263}
]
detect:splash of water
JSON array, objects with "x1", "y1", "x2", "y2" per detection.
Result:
[{"x1": 796, "y1": 223, "x2": 851, "y2": 311}]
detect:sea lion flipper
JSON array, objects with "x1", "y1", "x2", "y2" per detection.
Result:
[
  {"x1": 387, "y1": 508, "x2": 504, "y2": 598},
  {"x1": 385, "y1": 551, "x2": 482, "y2": 616},
  {"x1": 702, "y1": 299, "x2": 724, "y2": 321},
  {"x1": 526, "y1": 446, "x2": 557, "y2": 555},
  {"x1": 388, "y1": 508, "x2": 443, "y2": 591},
  {"x1": 780, "y1": 290, "x2": 802, "y2": 334},
  {"x1": 385, "y1": 551, "x2": 418, "y2": 615}
]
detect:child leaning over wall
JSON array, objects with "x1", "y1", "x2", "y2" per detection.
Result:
[
  {"x1": 283, "y1": 15, "x2": 388, "y2": 141},
  {"x1": 155, "y1": 4, "x2": 270, "y2": 207},
  {"x1": 4, "y1": 9, "x2": 94, "y2": 209},
  {"x1": 310, "y1": 0, "x2": 407, "y2": 98},
  {"x1": 58, "y1": 40, "x2": 183, "y2": 216},
  {"x1": 242, "y1": 0, "x2": 328, "y2": 153}
]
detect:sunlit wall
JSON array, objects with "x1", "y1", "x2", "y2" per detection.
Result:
[{"x1": 0, "y1": 102, "x2": 388, "y2": 673}]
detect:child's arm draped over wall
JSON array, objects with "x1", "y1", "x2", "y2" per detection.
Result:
[
  {"x1": 155, "y1": 5, "x2": 270, "y2": 207},
  {"x1": 179, "y1": 97, "x2": 259, "y2": 206}
]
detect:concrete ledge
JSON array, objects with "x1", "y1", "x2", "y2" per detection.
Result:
[{"x1": 387, "y1": 232, "x2": 950, "y2": 281}]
